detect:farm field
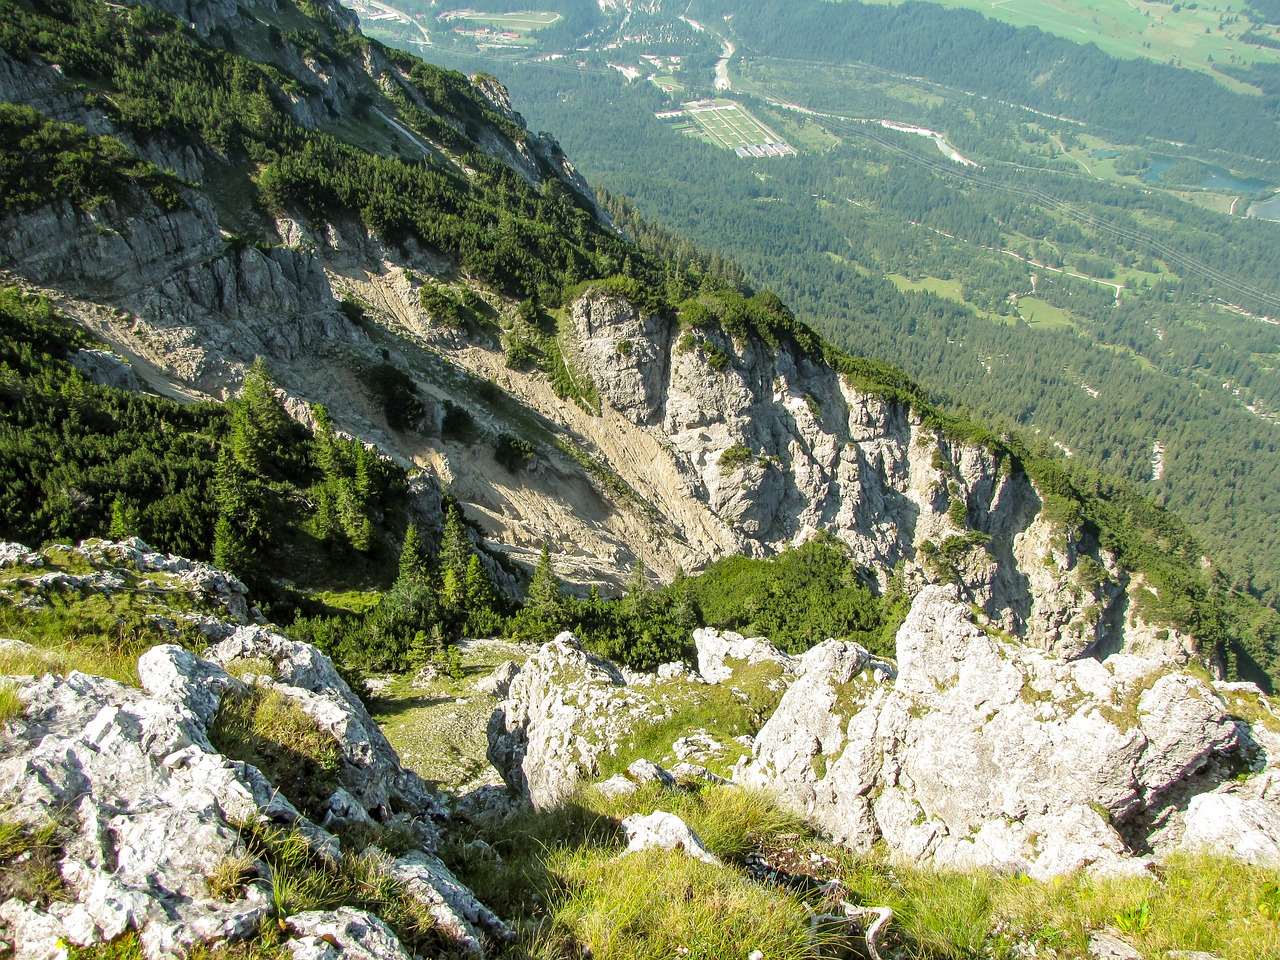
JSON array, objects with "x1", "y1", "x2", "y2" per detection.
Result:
[
  {"x1": 851, "y1": 0, "x2": 1280, "y2": 85},
  {"x1": 662, "y1": 98, "x2": 796, "y2": 156},
  {"x1": 437, "y1": 9, "x2": 561, "y2": 36}
]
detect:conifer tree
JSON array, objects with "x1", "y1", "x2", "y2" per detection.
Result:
[
  {"x1": 527, "y1": 541, "x2": 562, "y2": 618},
  {"x1": 108, "y1": 496, "x2": 139, "y2": 541},
  {"x1": 397, "y1": 522, "x2": 429, "y2": 585},
  {"x1": 625, "y1": 558, "x2": 651, "y2": 619},
  {"x1": 229, "y1": 358, "x2": 290, "y2": 475},
  {"x1": 211, "y1": 446, "x2": 262, "y2": 576}
]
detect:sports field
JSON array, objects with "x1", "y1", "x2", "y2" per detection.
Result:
[
  {"x1": 669, "y1": 99, "x2": 796, "y2": 157},
  {"x1": 854, "y1": 0, "x2": 1280, "y2": 85}
]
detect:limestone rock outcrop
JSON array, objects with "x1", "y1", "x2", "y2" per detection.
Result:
[
  {"x1": 566, "y1": 289, "x2": 1172, "y2": 659},
  {"x1": 487, "y1": 632, "x2": 663, "y2": 808},
  {"x1": 739, "y1": 585, "x2": 1255, "y2": 878},
  {"x1": 693, "y1": 627, "x2": 793, "y2": 684},
  {"x1": 620, "y1": 811, "x2": 719, "y2": 865},
  {"x1": 0, "y1": 545, "x2": 507, "y2": 959}
]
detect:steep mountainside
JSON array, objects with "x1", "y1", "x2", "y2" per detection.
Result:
[{"x1": 1, "y1": 0, "x2": 1278, "y2": 685}]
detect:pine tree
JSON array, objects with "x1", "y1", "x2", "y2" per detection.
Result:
[
  {"x1": 624, "y1": 558, "x2": 650, "y2": 619},
  {"x1": 527, "y1": 542, "x2": 562, "y2": 618},
  {"x1": 311, "y1": 403, "x2": 341, "y2": 482},
  {"x1": 229, "y1": 358, "x2": 290, "y2": 474},
  {"x1": 397, "y1": 523, "x2": 429, "y2": 586},
  {"x1": 211, "y1": 446, "x2": 262, "y2": 577},
  {"x1": 108, "y1": 496, "x2": 139, "y2": 541},
  {"x1": 440, "y1": 502, "x2": 471, "y2": 584}
]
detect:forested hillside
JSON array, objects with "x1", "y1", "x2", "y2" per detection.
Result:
[
  {"x1": 697, "y1": 0, "x2": 1280, "y2": 159},
  {"x1": 411, "y1": 14, "x2": 1280, "y2": 607},
  {"x1": 4, "y1": 0, "x2": 1280, "y2": 690}
]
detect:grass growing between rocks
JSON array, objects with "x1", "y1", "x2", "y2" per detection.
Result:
[
  {"x1": 0, "y1": 818, "x2": 65, "y2": 907},
  {"x1": 208, "y1": 683, "x2": 341, "y2": 820},
  {"x1": 239, "y1": 821, "x2": 463, "y2": 958},
  {"x1": 449, "y1": 782, "x2": 1280, "y2": 960},
  {"x1": 813, "y1": 840, "x2": 1280, "y2": 959},
  {"x1": 0, "y1": 679, "x2": 23, "y2": 724},
  {"x1": 546, "y1": 850, "x2": 834, "y2": 960},
  {"x1": 65, "y1": 931, "x2": 290, "y2": 959},
  {"x1": 367, "y1": 639, "x2": 535, "y2": 793},
  {"x1": 446, "y1": 784, "x2": 853, "y2": 959},
  {"x1": 0, "y1": 562, "x2": 209, "y2": 686},
  {"x1": 597, "y1": 660, "x2": 788, "y2": 781}
]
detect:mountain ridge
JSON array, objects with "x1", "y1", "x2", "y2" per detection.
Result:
[{"x1": 0, "y1": 0, "x2": 1276, "y2": 685}]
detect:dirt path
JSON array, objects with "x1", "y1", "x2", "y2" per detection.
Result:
[
  {"x1": 1052, "y1": 133, "x2": 1093, "y2": 176},
  {"x1": 1002, "y1": 249, "x2": 1123, "y2": 302}
]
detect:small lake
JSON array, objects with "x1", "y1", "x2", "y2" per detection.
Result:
[
  {"x1": 1249, "y1": 192, "x2": 1280, "y2": 222},
  {"x1": 1138, "y1": 153, "x2": 1272, "y2": 193}
]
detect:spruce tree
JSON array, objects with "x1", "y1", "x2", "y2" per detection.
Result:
[
  {"x1": 625, "y1": 558, "x2": 651, "y2": 619},
  {"x1": 397, "y1": 523, "x2": 429, "y2": 586},
  {"x1": 527, "y1": 542, "x2": 562, "y2": 618},
  {"x1": 229, "y1": 358, "x2": 290, "y2": 475}
]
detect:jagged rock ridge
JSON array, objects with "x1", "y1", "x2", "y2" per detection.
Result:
[{"x1": 490, "y1": 586, "x2": 1280, "y2": 878}]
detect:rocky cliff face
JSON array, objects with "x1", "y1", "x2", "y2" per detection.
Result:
[
  {"x1": 0, "y1": 0, "x2": 1194, "y2": 661},
  {"x1": 567, "y1": 290, "x2": 1172, "y2": 659}
]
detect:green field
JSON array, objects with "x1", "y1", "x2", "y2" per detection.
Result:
[
  {"x1": 855, "y1": 0, "x2": 1280, "y2": 86},
  {"x1": 886, "y1": 273, "x2": 1010, "y2": 322},
  {"x1": 667, "y1": 99, "x2": 796, "y2": 156},
  {"x1": 1016, "y1": 296, "x2": 1076, "y2": 330},
  {"x1": 442, "y1": 9, "x2": 561, "y2": 32}
]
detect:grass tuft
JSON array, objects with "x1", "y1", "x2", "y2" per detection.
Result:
[
  {"x1": 238, "y1": 821, "x2": 453, "y2": 957},
  {"x1": 0, "y1": 818, "x2": 65, "y2": 907},
  {"x1": 208, "y1": 683, "x2": 341, "y2": 820},
  {"x1": 205, "y1": 850, "x2": 258, "y2": 902},
  {"x1": 0, "y1": 679, "x2": 24, "y2": 724}
]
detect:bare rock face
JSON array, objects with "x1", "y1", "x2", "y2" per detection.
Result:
[
  {"x1": 566, "y1": 291, "x2": 1175, "y2": 660},
  {"x1": 285, "y1": 908, "x2": 411, "y2": 960},
  {"x1": 1177, "y1": 687, "x2": 1280, "y2": 866},
  {"x1": 740, "y1": 586, "x2": 1250, "y2": 879},
  {"x1": 693, "y1": 627, "x2": 793, "y2": 684},
  {"x1": 205, "y1": 625, "x2": 444, "y2": 823},
  {"x1": 487, "y1": 633, "x2": 662, "y2": 808}
]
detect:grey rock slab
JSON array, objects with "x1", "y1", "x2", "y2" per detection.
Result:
[
  {"x1": 285, "y1": 908, "x2": 412, "y2": 960},
  {"x1": 0, "y1": 543, "x2": 42, "y2": 569},
  {"x1": 383, "y1": 850, "x2": 513, "y2": 953},
  {"x1": 488, "y1": 632, "x2": 657, "y2": 808},
  {"x1": 1180, "y1": 790, "x2": 1280, "y2": 866},
  {"x1": 620, "y1": 811, "x2": 719, "y2": 865},
  {"x1": 1088, "y1": 933, "x2": 1143, "y2": 960},
  {"x1": 0, "y1": 553, "x2": 501, "y2": 960},
  {"x1": 474, "y1": 660, "x2": 520, "y2": 698},
  {"x1": 207, "y1": 626, "x2": 445, "y2": 827},
  {"x1": 596, "y1": 774, "x2": 639, "y2": 799},
  {"x1": 627, "y1": 758, "x2": 677, "y2": 790},
  {"x1": 693, "y1": 627, "x2": 791, "y2": 684}
]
